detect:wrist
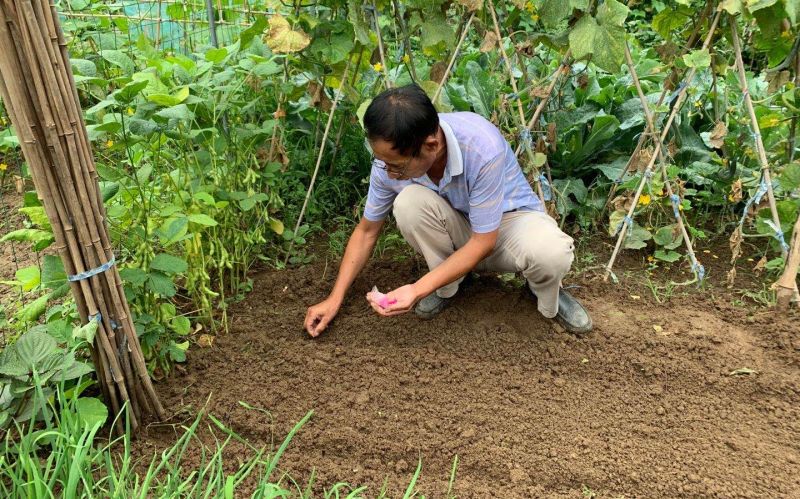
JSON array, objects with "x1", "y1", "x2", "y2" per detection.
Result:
[{"x1": 411, "y1": 280, "x2": 430, "y2": 301}]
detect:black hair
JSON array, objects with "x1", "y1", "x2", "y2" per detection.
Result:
[{"x1": 363, "y1": 84, "x2": 439, "y2": 156}]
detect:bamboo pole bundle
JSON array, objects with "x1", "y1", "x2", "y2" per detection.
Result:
[{"x1": 0, "y1": 0, "x2": 164, "y2": 433}]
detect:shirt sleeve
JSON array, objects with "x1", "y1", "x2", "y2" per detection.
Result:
[
  {"x1": 363, "y1": 161, "x2": 397, "y2": 222},
  {"x1": 468, "y1": 151, "x2": 506, "y2": 233}
]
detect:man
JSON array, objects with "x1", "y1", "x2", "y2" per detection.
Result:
[{"x1": 304, "y1": 84, "x2": 591, "y2": 337}]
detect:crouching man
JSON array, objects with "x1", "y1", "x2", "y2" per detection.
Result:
[{"x1": 304, "y1": 84, "x2": 592, "y2": 337}]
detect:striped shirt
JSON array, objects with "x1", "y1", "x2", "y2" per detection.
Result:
[{"x1": 363, "y1": 112, "x2": 543, "y2": 233}]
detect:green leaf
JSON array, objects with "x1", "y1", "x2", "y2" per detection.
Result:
[
  {"x1": 624, "y1": 223, "x2": 652, "y2": 250},
  {"x1": 15, "y1": 266, "x2": 40, "y2": 292},
  {"x1": 17, "y1": 294, "x2": 50, "y2": 324},
  {"x1": 114, "y1": 80, "x2": 149, "y2": 104},
  {"x1": 155, "y1": 104, "x2": 194, "y2": 121},
  {"x1": 70, "y1": 59, "x2": 96, "y2": 76},
  {"x1": 1, "y1": 228, "x2": 55, "y2": 249},
  {"x1": 239, "y1": 193, "x2": 268, "y2": 212},
  {"x1": 568, "y1": 0, "x2": 628, "y2": 73},
  {"x1": 119, "y1": 267, "x2": 148, "y2": 286},
  {"x1": 780, "y1": 162, "x2": 800, "y2": 191},
  {"x1": 682, "y1": 48, "x2": 711, "y2": 69},
  {"x1": 464, "y1": 61, "x2": 496, "y2": 118},
  {"x1": 171, "y1": 316, "x2": 191, "y2": 335},
  {"x1": 240, "y1": 16, "x2": 269, "y2": 48},
  {"x1": 652, "y1": 7, "x2": 690, "y2": 39},
  {"x1": 72, "y1": 320, "x2": 98, "y2": 345},
  {"x1": 76, "y1": 397, "x2": 108, "y2": 429},
  {"x1": 168, "y1": 341, "x2": 189, "y2": 362},
  {"x1": 596, "y1": 0, "x2": 630, "y2": 26},
  {"x1": 654, "y1": 249, "x2": 682, "y2": 262},
  {"x1": 147, "y1": 86, "x2": 190, "y2": 107},
  {"x1": 14, "y1": 331, "x2": 58, "y2": 367},
  {"x1": 147, "y1": 272, "x2": 176, "y2": 297},
  {"x1": 150, "y1": 253, "x2": 188, "y2": 274},
  {"x1": 722, "y1": 0, "x2": 743, "y2": 15},
  {"x1": 18, "y1": 206, "x2": 51, "y2": 230},
  {"x1": 205, "y1": 47, "x2": 228, "y2": 63},
  {"x1": 127, "y1": 118, "x2": 159, "y2": 136},
  {"x1": 654, "y1": 224, "x2": 684, "y2": 250},
  {"x1": 41, "y1": 255, "x2": 66, "y2": 289},
  {"x1": 188, "y1": 213, "x2": 218, "y2": 226},
  {"x1": 100, "y1": 50, "x2": 135, "y2": 74}
]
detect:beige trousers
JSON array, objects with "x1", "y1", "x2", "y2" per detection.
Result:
[{"x1": 393, "y1": 184, "x2": 574, "y2": 318}]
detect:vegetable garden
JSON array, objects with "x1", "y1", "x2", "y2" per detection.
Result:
[{"x1": 0, "y1": 0, "x2": 798, "y2": 496}]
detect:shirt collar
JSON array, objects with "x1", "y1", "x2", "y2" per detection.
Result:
[{"x1": 439, "y1": 118, "x2": 463, "y2": 184}]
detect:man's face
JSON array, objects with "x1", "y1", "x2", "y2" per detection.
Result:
[{"x1": 369, "y1": 132, "x2": 441, "y2": 181}]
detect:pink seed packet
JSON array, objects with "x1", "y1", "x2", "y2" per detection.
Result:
[{"x1": 370, "y1": 286, "x2": 397, "y2": 308}]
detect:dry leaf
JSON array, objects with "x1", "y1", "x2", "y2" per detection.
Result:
[
  {"x1": 530, "y1": 85, "x2": 551, "y2": 99},
  {"x1": 273, "y1": 107, "x2": 286, "y2": 119},
  {"x1": 456, "y1": 0, "x2": 483, "y2": 11},
  {"x1": 429, "y1": 60, "x2": 448, "y2": 85},
  {"x1": 632, "y1": 147, "x2": 653, "y2": 172},
  {"x1": 729, "y1": 226, "x2": 743, "y2": 263},
  {"x1": 729, "y1": 367, "x2": 758, "y2": 376},
  {"x1": 480, "y1": 31, "x2": 499, "y2": 53},
  {"x1": 577, "y1": 73, "x2": 589, "y2": 89},
  {"x1": 726, "y1": 267, "x2": 737, "y2": 288},
  {"x1": 265, "y1": 14, "x2": 310, "y2": 54},
  {"x1": 653, "y1": 325, "x2": 663, "y2": 333},
  {"x1": 198, "y1": 334, "x2": 215, "y2": 348},
  {"x1": 766, "y1": 70, "x2": 790, "y2": 93},
  {"x1": 547, "y1": 123, "x2": 557, "y2": 151},
  {"x1": 307, "y1": 81, "x2": 332, "y2": 111},
  {"x1": 707, "y1": 121, "x2": 727, "y2": 149},
  {"x1": 730, "y1": 178, "x2": 742, "y2": 203},
  {"x1": 753, "y1": 256, "x2": 767, "y2": 273}
]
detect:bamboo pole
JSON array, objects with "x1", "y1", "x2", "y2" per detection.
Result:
[
  {"x1": 370, "y1": 1, "x2": 393, "y2": 89},
  {"x1": 730, "y1": 17, "x2": 788, "y2": 260},
  {"x1": 0, "y1": 0, "x2": 164, "y2": 432},
  {"x1": 603, "y1": 6, "x2": 722, "y2": 281},
  {"x1": 622, "y1": 41, "x2": 704, "y2": 281},
  {"x1": 774, "y1": 210, "x2": 800, "y2": 308},
  {"x1": 432, "y1": 12, "x2": 475, "y2": 104},
  {"x1": 487, "y1": 0, "x2": 548, "y2": 205},
  {"x1": 285, "y1": 57, "x2": 353, "y2": 264}
]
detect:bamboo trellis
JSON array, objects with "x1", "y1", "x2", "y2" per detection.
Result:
[
  {"x1": 0, "y1": 0, "x2": 164, "y2": 432},
  {"x1": 603, "y1": 7, "x2": 722, "y2": 282}
]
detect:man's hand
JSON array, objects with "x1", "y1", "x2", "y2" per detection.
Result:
[
  {"x1": 304, "y1": 297, "x2": 341, "y2": 337},
  {"x1": 367, "y1": 284, "x2": 420, "y2": 316}
]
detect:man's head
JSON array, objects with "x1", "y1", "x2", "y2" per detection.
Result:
[{"x1": 363, "y1": 84, "x2": 445, "y2": 180}]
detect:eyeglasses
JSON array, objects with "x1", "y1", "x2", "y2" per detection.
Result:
[{"x1": 373, "y1": 156, "x2": 412, "y2": 176}]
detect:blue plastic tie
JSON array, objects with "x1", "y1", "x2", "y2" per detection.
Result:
[
  {"x1": 738, "y1": 176, "x2": 769, "y2": 226},
  {"x1": 519, "y1": 128, "x2": 533, "y2": 149},
  {"x1": 507, "y1": 92, "x2": 519, "y2": 101},
  {"x1": 68, "y1": 255, "x2": 116, "y2": 282},
  {"x1": 765, "y1": 220, "x2": 791, "y2": 253},
  {"x1": 614, "y1": 215, "x2": 633, "y2": 237},
  {"x1": 669, "y1": 194, "x2": 681, "y2": 219},
  {"x1": 539, "y1": 174, "x2": 552, "y2": 201},
  {"x1": 89, "y1": 312, "x2": 102, "y2": 323},
  {"x1": 668, "y1": 81, "x2": 687, "y2": 104},
  {"x1": 691, "y1": 261, "x2": 706, "y2": 282}
]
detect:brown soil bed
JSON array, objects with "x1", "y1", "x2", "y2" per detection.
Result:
[{"x1": 134, "y1": 254, "x2": 800, "y2": 498}]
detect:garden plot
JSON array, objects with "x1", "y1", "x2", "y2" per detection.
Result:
[{"x1": 134, "y1": 259, "x2": 800, "y2": 497}]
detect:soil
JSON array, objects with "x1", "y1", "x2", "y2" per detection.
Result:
[{"x1": 133, "y1": 251, "x2": 800, "y2": 498}]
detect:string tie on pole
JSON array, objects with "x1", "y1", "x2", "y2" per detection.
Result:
[
  {"x1": 738, "y1": 176, "x2": 769, "y2": 226},
  {"x1": 691, "y1": 261, "x2": 706, "y2": 282},
  {"x1": 669, "y1": 194, "x2": 681, "y2": 219},
  {"x1": 764, "y1": 220, "x2": 791, "y2": 252},
  {"x1": 68, "y1": 255, "x2": 116, "y2": 282},
  {"x1": 614, "y1": 215, "x2": 633, "y2": 237},
  {"x1": 539, "y1": 173, "x2": 552, "y2": 201}
]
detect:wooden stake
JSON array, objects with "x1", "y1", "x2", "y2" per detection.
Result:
[
  {"x1": 774, "y1": 210, "x2": 800, "y2": 308},
  {"x1": 432, "y1": 12, "x2": 475, "y2": 104}
]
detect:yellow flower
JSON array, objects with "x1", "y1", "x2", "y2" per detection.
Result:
[
  {"x1": 373, "y1": 63, "x2": 383, "y2": 72},
  {"x1": 402, "y1": 54, "x2": 410, "y2": 64},
  {"x1": 728, "y1": 193, "x2": 735, "y2": 202},
  {"x1": 0, "y1": 162, "x2": 7, "y2": 171},
  {"x1": 638, "y1": 194, "x2": 651, "y2": 206},
  {"x1": 127, "y1": 107, "x2": 134, "y2": 115},
  {"x1": 531, "y1": 14, "x2": 539, "y2": 22},
  {"x1": 106, "y1": 139, "x2": 114, "y2": 148},
  {"x1": 647, "y1": 255, "x2": 655, "y2": 262}
]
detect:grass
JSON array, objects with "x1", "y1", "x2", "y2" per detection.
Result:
[{"x1": 0, "y1": 386, "x2": 432, "y2": 498}]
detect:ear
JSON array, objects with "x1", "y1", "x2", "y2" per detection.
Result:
[{"x1": 421, "y1": 129, "x2": 441, "y2": 153}]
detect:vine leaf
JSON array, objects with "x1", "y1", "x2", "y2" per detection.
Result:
[
  {"x1": 568, "y1": 0, "x2": 629, "y2": 73},
  {"x1": 266, "y1": 14, "x2": 310, "y2": 54}
]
